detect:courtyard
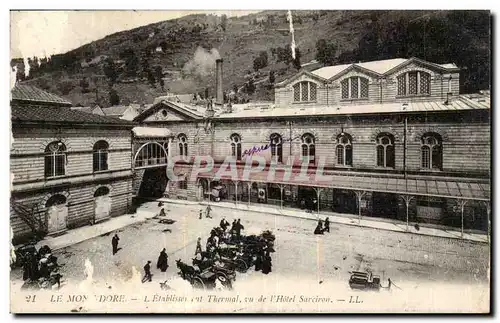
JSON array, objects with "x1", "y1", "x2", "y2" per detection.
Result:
[{"x1": 10, "y1": 201, "x2": 491, "y2": 313}]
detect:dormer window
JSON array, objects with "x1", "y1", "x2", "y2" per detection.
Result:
[
  {"x1": 397, "y1": 71, "x2": 431, "y2": 96},
  {"x1": 293, "y1": 81, "x2": 317, "y2": 102},
  {"x1": 341, "y1": 77, "x2": 369, "y2": 100}
]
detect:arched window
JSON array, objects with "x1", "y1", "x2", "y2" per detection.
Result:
[
  {"x1": 397, "y1": 71, "x2": 431, "y2": 96},
  {"x1": 93, "y1": 140, "x2": 109, "y2": 172},
  {"x1": 45, "y1": 194, "x2": 67, "y2": 207},
  {"x1": 341, "y1": 77, "x2": 369, "y2": 99},
  {"x1": 301, "y1": 133, "x2": 315, "y2": 164},
  {"x1": 336, "y1": 133, "x2": 353, "y2": 166},
  {"x1": 45, "y1": 141, "x2": 66, "y2": 178},
  {"x1": 270, "y1": 133, "x2": 283, "y2": 163},
  {"x1": 178, "y1": 134, "x2": 188, "y2": 157},
  {"x1": 421, "y1": 133, "x2": 442, "y2": 170},
  {"x1": 230, "y1": 134, "x2": 242, "y2": 161},
  {"x1": 94, "y1": 186, "x2": 110, "y2": 197},
  {"x1": 134, "y1": 142, "x2": 168, "y2": 168},
  {"x1": 376, "y1": 134, "x2": 395, "y2": 168},
  {"x1": 293, "y1": 81, "x2": 317, "y2": 102}
]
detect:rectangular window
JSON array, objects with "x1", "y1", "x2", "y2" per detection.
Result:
[
  {"x1": 351, "y1": 77, "x2": 359, "y2": 98},
  {"x1": 55, "y1": 155, "x2": 65, "y2": 176},
  {"x1": 336, "y1": 146, "x2": 344, "y2": 165},
  {"x1": 310, "y1": 84, "x2": 317, "y2": 101},
  {"x1": 301, "y1": 82, "x2": 309, "y2": 101},
  {"x1": 360, "y1": 78, "x2": 369, "y2": 98},
  {"x1": 421, "y1": 146, "x2": 430, "y2": 169},
  {"x1": 341, "y1": 80, "x2": 349, "y2": 99},
  {"x1": 179, "y1": 180, "x2": 188, "y2": 189},
  {"x1": 408, "y1": 72, "x2": 418, "y2": 95},
  {"x1": 397, "y1": 75, "x2": 406, "y2": 96},
  {"x1": 293, "y1": 83, "x2": 300, "y2": 102},
  {"x1": 420, "y1": 72, "x2": 430, "y2": 94}
]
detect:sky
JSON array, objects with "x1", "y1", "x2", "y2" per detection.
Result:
[{"x1": 10, "y1": 10, "x2": 261, "y2": 59}]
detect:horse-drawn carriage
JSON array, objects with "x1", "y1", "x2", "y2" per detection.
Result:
[{"x1": 176, "y1": 259, "x2": 235, "y2": 290}]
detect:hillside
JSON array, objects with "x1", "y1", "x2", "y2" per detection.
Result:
[{"x1": 12, "y1": 10, "x2": 490, "y2": 107}]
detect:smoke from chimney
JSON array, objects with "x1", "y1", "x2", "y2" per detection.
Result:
[
  {"x1": 215, "y1": 59, "x2": 223, "y2": 105},
  {"x1": 182, "y1": 47, "x2": 221, "y2": 79}
]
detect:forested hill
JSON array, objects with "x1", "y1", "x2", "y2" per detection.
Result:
[{"x1": 12, "y1": 10, "x2": 490, "y2": 107}]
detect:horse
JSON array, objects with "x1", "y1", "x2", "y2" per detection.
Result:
[{"x1": 176, "y1": 259, "x2": 197, "y2": 280}]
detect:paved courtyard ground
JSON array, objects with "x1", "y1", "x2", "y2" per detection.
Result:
[{"x1": 10, "y1": 201, "x2": 491, "y2": 313}]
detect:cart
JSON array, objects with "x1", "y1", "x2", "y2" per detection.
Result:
[{"x1": 348, "y1": 271, "x2": 381, "y2": 291}]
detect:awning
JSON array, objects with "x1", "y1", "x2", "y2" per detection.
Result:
[
  {"x1": 196, "y1": 166, "x2": 490, "y2": 201},
  {"x1": 132, "y1": 127, "x2": 172, "y2": 138}
]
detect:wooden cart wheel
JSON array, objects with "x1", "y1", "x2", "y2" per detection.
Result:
[
  {"x1": 217, "y1": 273, "x2": 232, "y2": 290},
  {"x1": 236, "y1": 259, "x2": 248, "y2": 273},
  {"x1": 192, "y1": 277, "x2": 205, "y2": 290}
]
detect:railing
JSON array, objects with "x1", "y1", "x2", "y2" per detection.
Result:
[{"x1": 11, "y1": 199, "x2": 45, "y2": 237}]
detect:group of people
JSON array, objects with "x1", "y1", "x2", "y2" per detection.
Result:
[
  {"x1": 314, "y1": 217, "x2": 330, "y2": 235},
  {"x1": 254, "y1": 249, "x2": 272, "y2": 274},
  {"x1": 21, "y1": 245, "x2": 62, "y2": 289}
]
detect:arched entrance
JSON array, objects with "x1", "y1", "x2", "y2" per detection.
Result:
[
  {"x1": 138, "y1": 168, "x2": 169, "y2": 198},
  {"x1": 45, "y1": 194, "x2": 68, "y2": 234},
  {"x1": 94, "y1": 186, "x2": 111, "y2": 223}
]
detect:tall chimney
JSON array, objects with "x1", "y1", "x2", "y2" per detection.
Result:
[{"x1": 215, "y1": 58, "x2": 223, "y2": 105}]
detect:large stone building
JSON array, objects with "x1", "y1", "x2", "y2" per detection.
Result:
[
  {"x1": 131, "y1": 57, "x2": 491, "y2": 234},
  {"x1": 10, "y1": 85, "x2": 135, "y2": 243}
]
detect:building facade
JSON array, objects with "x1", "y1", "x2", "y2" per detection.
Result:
[
  {"x1": 10, "y1": 85, "x2": 135, "y2": 243},
  {"x1": 131, "y1": 57, "x2": 491, "y2": 235}
]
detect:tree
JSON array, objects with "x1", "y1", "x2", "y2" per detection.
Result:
[
  {"x1": 109, "y1": 89, "x2": 120, "y2": 106},
  {"x1": 154, "y1": 66, "x2": 164, "y2": 91},
  {"x1": 269, "y1": 70, "x2": 275, "y2": 84},
  {"x1": 293, "y1": 48, "x2": 302, "y2": 70},
  {"x1": 146, "y1": 69, "x2": 156, "y2": 87},
  {"x1": 57, "y1": 80, "x2": 75, "y2": 95},
  {"x1": 245, "y1": 79, "x2": 256, "y2": 95},
  {"x1": 205, "y1": 88, "x2": 209, "y2": 99},
  {"x1": 315, "y1": 39, "x2": 337, "y2": 66},
  {"x1": 120, "y1": 48, "x2": 139, "y2": 77},
  {"x1": 80, "y1": 77, "x2": 90, "y2": 93},
  {"x1": 220, "y1": 14, "x2": 228, "y2": 31},
  {"x1": 103, "y1": 58, "x2": 118, "y2": 86},
  {"x1": 253, "y1": 51, "x2": 268, "y2": 71}
]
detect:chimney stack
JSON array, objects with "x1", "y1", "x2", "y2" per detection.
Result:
[{"x1": 215, "y1": 59, "x2": 223, "y2": 106}]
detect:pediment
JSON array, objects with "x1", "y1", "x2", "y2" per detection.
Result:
[{"x1": 134, "y1": 101, "x2": 203, "y2": 123}]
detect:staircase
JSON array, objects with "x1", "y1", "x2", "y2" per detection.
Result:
[{"x1": 11, "y1": 199, "x2": 45, "y2": 236}]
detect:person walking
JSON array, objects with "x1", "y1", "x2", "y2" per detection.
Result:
[
  {"x1": 156, "y1": 249, "x2": 169, "y2": 272},
  {"x1": 195, "y1": 237, "x2": 203, "y2": 255},
  {"x1": 206, "y1": 205, "x2": 213, "y2": 218},
  {"x1": 199, "y1": 210, "x2": 203, "y2": 219},
  {"x1": 235, "y1": 219, "x2": 245, "y2": 239},
  {"x1": 159, "y1": 208, "x2": 166, "y2": 217},
  {"x1": 314, "y1": 220, "x2": 324, "y2": 235},
  {"x1": 112, "y1": 234, "x2": 120, "y2": 255},
  {"x1": 262, "y1": 250, "x2": 272, "y2": 274},
  {"x1": 143, "y1": 261, "x2": 153, "y2": 283},
  {"x1": 324, "y1": 217, "x2": 330, "y2": 233}
]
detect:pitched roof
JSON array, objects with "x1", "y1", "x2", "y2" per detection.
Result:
[
  {"x1": 216, "y1": 97, "x2": 489, "y2": 120},
  {"x1": 11, "y1": 104, "x2": 135, "y2": 126},
  {"x1": 311, "y1": 58, "x2": 407, "y2": 79},
  {"x1": 70, "y1": 107, "x2": 93, "y2": 114},
  {"x1": 11, "y1": 84, "x2": 72, "y2": 106},
  {"x1": 311, "y1": 58, "x2": 459, "y2": 80},
  {"x1": 102, "y1": 105, "x2": 131, "y2": 116}
]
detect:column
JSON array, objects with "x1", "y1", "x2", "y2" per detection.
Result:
[
  {"x1": 401, "y1": 195, "x2": 415, "y2": 232},
  {"x1": 247, "y1": 182, "x2": 252, "y2": 206},
  {"x1": 234, "y1": 181, "x2": 239, "y2": 206},
  {"x1": 207, "y1": 179, "x2": 211, "y2": 205},
  {"x1": 354, "y1": 191, "x2": 367, "y2": 224},
  {"x1": 279, "y1": 185, "x2": 285, "y2": 209},
  {"x1": 456, "y1": 199, "x2": 467, "y2": 239},
  {"x1": 313, "y1": 187, "x2": 323, "y2": 216}
]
